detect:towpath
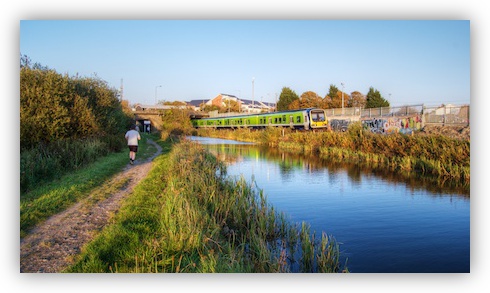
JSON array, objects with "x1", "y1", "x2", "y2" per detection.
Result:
[{"x1": 20, "y1": 138, "x2": 162, "y2": 273}]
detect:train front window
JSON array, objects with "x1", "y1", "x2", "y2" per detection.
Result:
[{"x1": 311, "y1": 111, "x2": 325, "y2": 122}]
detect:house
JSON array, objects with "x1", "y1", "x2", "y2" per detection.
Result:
[
  {"x1": 238, "y1": 98, "x2": 275, "y2": 113},
  {"x1": 187, "y1": 99, "x2": 209, "y2": 111},
  {"x1": 133, "y1": 103, "x2": 188, "y2": 111},
  {"x1": 188, "y1": 93, "x2": 276, "y2": 113}
]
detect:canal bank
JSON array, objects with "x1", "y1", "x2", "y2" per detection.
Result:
[
  {"x1": 192, "y1": 136, "x2": 470, "y2": 273},
  {"x1": 195, "y1": 124, "x2": 470, "y2": 189},
  {"x1": 66, "y1": 138, "x2": 348, "y2": 273}
]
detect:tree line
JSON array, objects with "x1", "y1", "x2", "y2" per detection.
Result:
[{"x1": 276, "y1": 85, "x2": 390, "y2": 111}]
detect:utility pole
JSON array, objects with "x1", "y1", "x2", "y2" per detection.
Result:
[
  {"x1": 119, "y1": 78, "x2": 124, "y2": 101},
  {"x1": 252, "y1": 77, "x2": 255, "y2": 113},
  {"x1": 155, "y1": 85, "x2": 162, "y2": 105},
  {"x1": 341, "y1": 82, "x2": 345, "y2": 114}
]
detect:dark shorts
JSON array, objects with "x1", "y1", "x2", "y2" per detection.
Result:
[{"x1": 128, "y1": 145, "x2": 138, "y2": 152}]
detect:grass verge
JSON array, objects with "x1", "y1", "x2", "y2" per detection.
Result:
[
  {"x1": 65, "y1": 138, "x2": 348, "y2": 273},
  {"x1": 20, "y1": 134, "x2": 154, "y2": 238}
]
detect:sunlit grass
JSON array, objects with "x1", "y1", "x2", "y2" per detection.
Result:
[
  {"x1": 66, "y1": 139, "x2": 347, "y2": 273},
  {"x1": 20, "y1": 134, "x2": 154, "y2": 238}
]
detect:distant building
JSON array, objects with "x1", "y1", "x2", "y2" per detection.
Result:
[
  {"x1": 133, "y1": 103, "x2": 187, "y2": 111},
  {"x1": 187, "y1": 99, "x2": 209, "y2": 111},
  {"x1": 187, "y1": 93, "x2": 276, "y2": 113}
]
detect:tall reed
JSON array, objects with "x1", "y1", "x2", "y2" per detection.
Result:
[
  {"x1": 195, "y1": 124, "x2": 469, "y2": 183},
  {"x1": 67, "y1": 139, "x2": 347, "y2": 273},
  {"x1": 20, "y1": 135, "x2": 126, "y2": 193}
]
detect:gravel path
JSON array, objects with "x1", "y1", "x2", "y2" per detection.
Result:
[{"x1": 20, "y1": 139, "x2": 162, "y2": 273}]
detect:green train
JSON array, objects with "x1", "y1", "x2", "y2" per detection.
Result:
[{"x1": 191, "y1": 108, "x2": 328, "y2": 130}]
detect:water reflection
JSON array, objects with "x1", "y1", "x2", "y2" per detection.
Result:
[
  {"x1": 188, "y1": 136, "x2": 470, "y2": 273},
  {"x1": 202, "y1": 142, "x2": 469, "y2": 198}
]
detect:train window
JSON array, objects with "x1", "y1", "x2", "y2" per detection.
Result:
[
  {"x1": 296, "y1": 116, "x2": 301, "y2": 123},
  {"x1": 282, "y1": 115, "x2": 286, "y2": 123},
  {"x1": 311, "y1": 111, "x2": 326, "y2": 122},
  {"x1": 318, "y1": 112, "x2": 325, "y2": 121},
  {"x1": 312, "y1": 113, "x2": 318, "y2": 121}
]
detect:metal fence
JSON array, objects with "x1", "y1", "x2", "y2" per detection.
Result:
[
  {"x1": 361, "y1": 104, "x2": 424, "y2": 118},
  {"x1": 423, "y1": 104, "x2": 470, "y2": 126},
  {"x1": 326, "y1": 104, "x2": 469, "y2": 126},
  {"x1": 206, "y1": 104, "x2": 470, "y2": 127}
]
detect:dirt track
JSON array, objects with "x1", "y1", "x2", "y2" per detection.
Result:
[{"x1": 20, "y1": 139, "x2": 162, "y2": 273}]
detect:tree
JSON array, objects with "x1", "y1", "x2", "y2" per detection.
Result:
[
  {"x1": 326, "y1": 84, "x2": 339, "y2": 107},
  {"x1": 348, "y1": 91, "x2": 367, "y2": 108},
  {"x1": 287, "y1": 99, "x2": 300, "y2": 110},
  {"x1": 365, "y1": 87, "x2": 390, "y2": 108},
  {"x1": 299, "y1": 91, "x2": 323, "y2": 108},
  {"x1": 325, "y1": 84, "x2": 349, "y2": 108},
  {"x1": 277, "y1": 87, "x2": 299, "y2": 111},
  {"x1": 20, "y1": 57, "x2": 132, "y2": 149}
]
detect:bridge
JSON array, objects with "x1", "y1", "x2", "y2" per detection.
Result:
[{"x1": 132, "y1": 108, "x2": 208, "y2": 133}]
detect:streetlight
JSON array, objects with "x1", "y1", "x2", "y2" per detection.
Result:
[
  {"x1": 236, "y1": 90, "x2": 241, "y2": 112},
  {"x1": 155, "y1": 85, "x2": 162, "y2": 105},
  {"x1": 341, "y1": 82, "x2": 345, "y2": 114},
  {"x1": 252, "y1": 77, "x2": 255, "y2": 112}
]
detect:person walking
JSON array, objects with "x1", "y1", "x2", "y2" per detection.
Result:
[{"x1": 125, "y1": 124, "x2": 141, "y2": 165}]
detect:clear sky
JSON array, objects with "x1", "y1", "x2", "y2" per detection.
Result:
[{"x1": 20, "y1": 19, "x2": 470, "y2": 107}]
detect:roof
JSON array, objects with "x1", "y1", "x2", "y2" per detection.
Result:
[
  {"x1": 187, "y1": 100, "x2": 209, "y2": 107},
  {"x1": 239, "y1": 99, "x2": 276, "y2": 108}
]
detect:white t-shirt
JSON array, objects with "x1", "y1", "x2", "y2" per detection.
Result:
[{"x1": 125, "y1": 129, "x2": 141, "y2": 146}]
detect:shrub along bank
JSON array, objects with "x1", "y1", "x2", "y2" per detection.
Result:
[
  {"x1": 20, "y1": 57, "x2": 133, "y2": 193},
  {"x1": 195, "y1": 123, "x2": 470, "y2": 185}
]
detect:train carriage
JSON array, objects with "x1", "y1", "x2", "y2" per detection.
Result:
[{"x1": 191, "y1": 108, "x2": 328, "y2": 130}]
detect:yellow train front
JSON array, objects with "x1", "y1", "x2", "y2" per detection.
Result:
[{"x1": 191, "y1": 108, "x2": 328, "y2": 130}]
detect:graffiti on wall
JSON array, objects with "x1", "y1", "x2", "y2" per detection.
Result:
[
  {"x1": 361, "y1": 115, "x2": 422, "y2": 134},
  {"x1": 329, "y1": 119, "x2": 350, "y2": 132}
]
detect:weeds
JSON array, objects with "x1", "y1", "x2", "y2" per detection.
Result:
[
  {"x1": 195, "y1": 123, "x2": 470, "y2": 184},
  {"x1": 66, "y1": 139, "x2": 347, "y2": 273}
]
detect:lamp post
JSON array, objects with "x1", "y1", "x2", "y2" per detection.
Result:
[
  {"x1": 341, "y1": 82, "x2": 345, "y2": 114},
  {"x1": 252, "y1": 77, "x2": 255, "y2": 113},
  {"x1": 236, "y1": 90, "x2": 241, "y2": 112},
  {"x1": 155, "y1": 85, "x2": 162, "y2": 105}
]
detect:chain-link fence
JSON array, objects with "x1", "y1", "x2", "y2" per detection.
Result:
[
  {"x1": 360, "y1": 104, "x2": 424, "y2": 118},
  {"x1": 326, "y1": 104, "x2": 469, "y2": 127},
  {"x1": 423, "y1": 104, "x2": 470, "y2": 126}
]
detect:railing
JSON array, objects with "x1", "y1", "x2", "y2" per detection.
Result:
[
  {"x1": 423, "y1": 104, "x2": 470, "y2": 126},
  {"x1": 360, "y1": 104, "x2": 424, "y2": 118},
  {"x1": 326, "y1": 104, "x2": 469, "y2": 127}
]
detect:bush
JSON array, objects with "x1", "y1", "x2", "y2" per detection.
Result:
[{"x1": 20, "y1": 136, "x2": 125, "y2": 193}]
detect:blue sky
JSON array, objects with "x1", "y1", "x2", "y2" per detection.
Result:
[{"x1": 20, "y1": 20, "x2": 470, "y2": 107}]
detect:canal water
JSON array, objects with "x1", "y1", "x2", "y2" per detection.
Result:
[{"x1": 188, "y1": 136, "x2": 470, "y2": 273}]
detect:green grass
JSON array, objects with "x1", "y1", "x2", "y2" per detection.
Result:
[
  {"x1": 20, "y1": 134, "x2": 155, "y2": 238},
  {"x1": 65, "y1": 139, "x2": 347, "y2": 273}
]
